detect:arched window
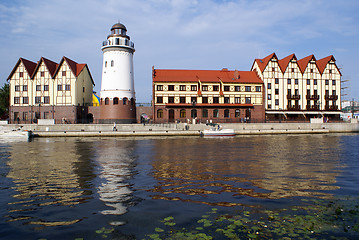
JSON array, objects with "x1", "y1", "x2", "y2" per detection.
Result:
[
  {"x1": 180, "y1": 109, "x2": 186, "y2": 118},
  {"x1": 113, "y1": 97, "x2": 119, "y2": 105},
  {"x1": 235, "y1": 109, "x2": 240, "y2": 117},
  {"x1": 123, "y1": 97, "x2": 128, "y2": 105},
  {"x1": 202, "y1": 109, "x2": 208, "y2": 118},
  {"x1": 191, "y1": 109, "x2": 197, "y2": 118},
  {"x1": 111, "y1": 60, "x2": 114, "y2": 67},
  {"x1": 224, "y1": 109, "x2": 230, "y2": 118},
  {"x1": 213, "y1": 109, "x2": 219, "y2": 118},
  {"x1": 105, "y1": 97, "x2": 109, "y2": 105},
  {"x1": 157, "y1": 109, "x2": 163, "y2": 118}
]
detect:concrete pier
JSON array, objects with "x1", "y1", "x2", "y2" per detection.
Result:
[{"x1": 1, "y1": 122, "x2": 358, "y2": 137}]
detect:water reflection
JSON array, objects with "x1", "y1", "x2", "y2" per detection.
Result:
[
  {"x1": 95, "y1": 139, "x2": 137, "y2": 219},
  {"x1": 150, "y1": 135, "x2": 343, "y2": 206},
  {"x1": 5, "y1": 139, "x2": 96, "y2": 226}
]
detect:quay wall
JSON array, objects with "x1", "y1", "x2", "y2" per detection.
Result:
[{"x1": 1, "y1": 122, "x2": 358, "y2": 137}]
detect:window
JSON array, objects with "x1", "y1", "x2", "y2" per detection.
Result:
[
  {"x1": 156, "y1": 96, "x2": 163, "y2": 103},
  {"x1": 157, "y1": 109, "x2": 163, "y2": 118},
  {"x1": 202, "y1": 85, "x2": 208, "y2": 91},
  {"x1": 245, "y1": 86, "x2": 251, "y2": 92},
  {"x1": 157, "y1": 85, "x2": 163, "y2": 91},
  {"x1": 332, "y1": 80, "x2": 336, "y2": 85},
  {"x1": 267, "y1": 83, "x2": 271, "y2": 89},
  {"x1": 287, "y1": 79, "x2": 291, "y2": 84},
  {"x1": 235, "y1": 86, "x2": 240, "y2": 92},
  {"x1": 44, "y1": 96, "x2": 49, "y2": 104},
  {"x1": 191, "y1": 97, "x2": 197, "y2": 103},
  {"x1": 213, "y1": 85, "x2": 219, "y2": 91},
  {"x1": 83, "y1": 87, "x2": 85, "y2": 92},
  {"x1": 191, "y1": 85, "x2": 197, "y2": 91},
  {"x1": 180, "y1": 97, "x2": 185, "y2": 103},
  {"x1": 36, "y1": 85, "x2": 41, "y2": 91},
  {"x1": 224, "y1": 86, "x2": 230, "y2": 91},
  {"x1": 202, "y1": 97, "x2": 208, "y2": 103},
  {"x1": 213, "y1": 109, "x2": 219, "y2": 118},
  {"x1": 268, "y1": 95, "x2": 271, "y2": 100},
  {"x1": 19, "y1": 72, "x2": 23, "y2": 78},
  {"x1": 43, "y1": 112, "x2": 49, "y2": 119},
  {"x1": 275, "y1": 89, "x2": 279, "y2": 95},
  {"x1": 23, "y1": 85, "x2": 28, "y2": 91},
  {"x1": 256, "y1": 86, "x2": 261, "y2": 92},
  {"x1": 14, "y1": 97, "x2": 20, "y2": 104},
  {"x1": 314, "y1": 79, "x2": 317, "y2": 85},
  {"x1": 105, "y1": 61, "x2": 107, "y2": 67},
  {"x1": 329, "y1": 69, "x2": 332, "y2": 74},
  {"x1": 168, "y1": 97, "x2": 174, "y2": 103},
  {"x1": 57, "y1": 85, "x2": 63, "y2": 91},
  {"x1": 23, "y1": 112, "x2": 28, "y2": 121},
  {"x1": 272, "y1": 67, "x2": 275, "y2": 72},
  {"x1": 44, "y1": 85, "x2": 49, "y2": 91},
  {"x1": 307, "y1": 79, "x2": 310, "y2": 85},
  {"x1": 168, "y1": 85, "x2": 175, "y2": 91},
  {"x1": 15, "y1": 85, "x2": 20, "y2": 91},
  {"x1": 314, "y1": 90, "x2": 318, "y2": 96},
  {"x1": 275, "y1": 99, "x2": 279, "y2": 105},
  {"x1": 113, "y1": 97, "x2": 119, "y2": 105},
  {"x1": 123, "y1": 98, "x2": 127, "y2": 105},
  {"x1": 310, "y1": 69, "x2": 313, "y2": 73},
  {"x1": 288, "y1": 89, "x2": 291, "y2": 95},
  {"x1": 213, "y1": 97, "x2": 219, "y2": 103},
  {"x1": 202, "y1": 109, "x2": 208, "y2": 118},
  {"x1": 23, "y1": 97, "x2": 28, "y2": 104},
  {"x1": 325, "y1": 80, "x2": 329, "y2": 85},
  {"x1": 180, "y1": 109, "x2": 186, "y2": 118},
  {"x1": 268, "y1": 104, "x2": 272, "y2": 109},
  {"x1": 224, "y1": 97, "x2": 230, "y2": 103},
  {"x1": 180, "y1": 85, "x2": 186, "y2": 91},
  {"x1": 235, "y1": 109, "x2": 240, "y2": 117},
  {"x1": 275, "y1": 78, "x2": 279, "y2": 84},
  {"x1": 235, "y1": 97, "x2": 240, "y2": 103},
  {"x1": 41, "y1": 72, "x2": 45, "y2": 77},
  {"x1": 35, "y1": 96, "x2": 41, "y2": 104},
  {"x1": 111, "y1": 60, "x2": 114, "y2": 67},
  {"x1": 245, "y1": 97, "x2": 251, "y2": 104},
  {"x1": 14, "y1": 112, "x2": 19, "y2": 121},
  {"x1": 65, "y1": 85, "x2": 71, "y2": 91},
  {"x1": 291, "y1": 68, "x2": 295, "y2": 73},
  {"x1": 105, "y1": 97, "x2": 109, "y2": 105},
  {"x1": 62, "y1": 71, "x2": 66, "y2": 76},
  {"x1": 332, "y1": 90, "x2": 336, "y2": 96},
  {"x1": 307, "y1": 89, "x2": 310, "y2": 96},
  {"x1": 224, "y1": 109, "x2": 230, "y2": 118},
  {"x1": 295, "y1": 79, "x2": 298, "y2": 85}
]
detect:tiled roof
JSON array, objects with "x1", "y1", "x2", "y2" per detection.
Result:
[
  {"x1": 32, "y1": 57, "x2": 59, "y2": 78},
  {"x1": 153, "y1": 69, "x2": 263, "y2": 84},
  {"x1": 252, "y1": 53, "x2": 277, "y2": 72},
  {"x1": 278, "y1": 54, "x2": 296, "y2": 73},
  {"x1": 297, "y1": 54, "x2": 315, "y2": 73},
  {"x1": 316, "y1": 55, "x2": 336, "y2": 74},
  {"x1": 7, "y1": 58, "x2": 37, "y2": 80}
]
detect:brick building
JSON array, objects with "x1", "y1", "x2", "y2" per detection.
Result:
[{"x1": 152, "y1": 68, "x2": 265, "y2": 123}]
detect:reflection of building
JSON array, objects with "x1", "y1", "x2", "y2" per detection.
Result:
[
  {"x1": 96, "y1": 140, "x2": 136, "y2": 218},
  {"x1": 251, "y1": 53, "x2": 342, "y2": 121},
  {"x1": 7, "y1": 57, "x2": 95, "y2": 124},
  {"x1": 99, "y1": 22, "x2": 136, "y2": 123},
  {"x1": 152, "y1": 68, "x2": 265, "y2": 123},
  {"x1": 149, "y1": 136, "x2": 340, "y2": 206}
]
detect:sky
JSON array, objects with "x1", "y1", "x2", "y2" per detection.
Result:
[{"x1": 0, "y1": 0, "x2": 358, "y2": 103}]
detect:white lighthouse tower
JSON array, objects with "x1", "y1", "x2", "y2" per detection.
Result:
[{"x1": 100, "y1": 22, "x2": 136, "y2": 123}]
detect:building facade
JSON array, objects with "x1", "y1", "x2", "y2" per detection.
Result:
[
  {"x1": 251, "y1": 53, "x2": 341, "y2": 121},
  {"x1": 152, "y1": 68, "x2": 265, "y2": 123},
  {"x1": 99, "y1": 22, "x2": 136, "y2": 123},
  {"x1": 7, "y1": 57, "x2": 94, "y2": 123}
]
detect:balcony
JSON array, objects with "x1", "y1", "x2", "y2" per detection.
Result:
[
  {"x1": 287, "y1": 105, "x2": 301, "y2": 111},
  {"x1": 325, "y1": 105, "x2": 339, "y2": 111},
  {"x1": 306, "y1": 105, "x2": 319, "y2": 111},
  {"x1": 102, "y1": 38, "x2": 135, "y2": 49},
  {"x1": 287, "y1": 94, "x2": 300, "y2": 100},
  {"x1": 306, "y1": 95, "x2": 320, "y2": 100},
  {"x1": 324, "y1": 95, "x2": 338, "y2": 101}
]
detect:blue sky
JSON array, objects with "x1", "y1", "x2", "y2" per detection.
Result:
[{"x1": 0, "y1": 0, "x2": 358, "y2": 103}]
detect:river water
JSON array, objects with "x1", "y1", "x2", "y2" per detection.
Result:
[{"x1": 0, "y1": 134, "x2": 358, "y2": 239}]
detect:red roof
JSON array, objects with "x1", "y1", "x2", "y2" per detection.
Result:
[
  {"x1": 153, "y1": 69, "x2": 263, "y2": 84},
  {"x1": 252, "y1": 53, "x2": 277, "y2": 72},
  {"x1": 7, "y1": 58, "x2": 37, "y2": 80},
  {"x1": 316, "y1": 55, "x2": 341, "y2": 75},
  {"x1": 32, "y1": 57, "x2": 58, "y2": 78},
  {"x1": 278, "y1": 54, "x2": 296, "y2": 73},
  {"x1": 297, "y1": 54, "x2": 316, "y2": 74}
]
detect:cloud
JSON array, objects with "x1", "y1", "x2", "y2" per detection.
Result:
[{"x1": 0, "y1": 0, "x2": 358, "y2": 101}]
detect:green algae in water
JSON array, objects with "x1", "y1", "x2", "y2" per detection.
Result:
[{"x1": 144, "y1": 197, "x2": 359, "y2": 239}]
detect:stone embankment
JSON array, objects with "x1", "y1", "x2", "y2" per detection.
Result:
[{"x1": 0, "y1": 122, "x2": 358, "y2": 137}]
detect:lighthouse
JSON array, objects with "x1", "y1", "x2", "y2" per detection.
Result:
[{"x1": 100, "y1": 22, "x2": 136, "y2": 123}]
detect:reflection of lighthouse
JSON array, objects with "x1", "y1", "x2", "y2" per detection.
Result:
[{"x1": 100, "y1": 22, "x2": 136, "y2": 123}]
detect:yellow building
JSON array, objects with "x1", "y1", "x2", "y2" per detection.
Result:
[{"x1": 7, "y1": 57, "x2": 95, "y2": 123}]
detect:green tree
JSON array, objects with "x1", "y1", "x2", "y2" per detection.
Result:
[{"x1": 0, "y1": 83, "x2": 9, "y2": 119}]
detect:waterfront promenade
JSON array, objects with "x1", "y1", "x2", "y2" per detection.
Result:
[{"x1": 2, "y1": 122, "x2": 359, "y2": 137}]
